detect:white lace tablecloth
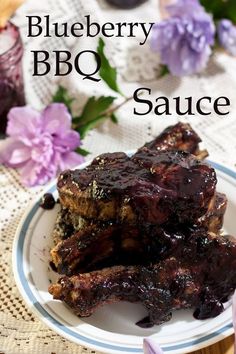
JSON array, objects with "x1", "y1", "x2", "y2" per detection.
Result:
[{"x1": 1, "y1": 0, "x2": 236, "y2": 353}]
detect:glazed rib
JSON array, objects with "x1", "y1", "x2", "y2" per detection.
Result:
[
  {"x1": 142, "y1": 122, "x2": 208, "y2": 159},
  {"x1": 52, "y1": 191, "x2": 227, "y2": 246},
  {"x1": 49, "y1": 232, "x2": 236, "y2": 326},
  {"x1": 198, "y1": 192, "x2": 227, "y2": 233},
  {"x1": 58, "y1": 122, "x2": 209, "y2": 224},
  {"x1": 50, "y1": 192, "x2": 227, "y2": 275},
  {"x1": 58, "y1": 150, "x2": 216, "y2": 225},
  {"x1": 51, "y1": 223, "x2": 183, "y2": 275}
]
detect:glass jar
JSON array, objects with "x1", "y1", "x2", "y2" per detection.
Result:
[
  {"x1": 105, "y1": 0, "x2": 147, "y2": 9},
  {"x1": 0, "y1": 21, "x2": 25, "y2": 135}
]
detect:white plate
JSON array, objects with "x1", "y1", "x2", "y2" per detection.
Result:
[{"x1": 12, "y1": 156, "x2": 236, "y2": 354}]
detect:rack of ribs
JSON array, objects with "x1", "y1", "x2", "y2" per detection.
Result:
[
  {"x1": 48, "y1": 122, "x2": 235, "y2": 327},
  {"x1": 49, "y1": 230, "x2": 236, "y2": 326}
]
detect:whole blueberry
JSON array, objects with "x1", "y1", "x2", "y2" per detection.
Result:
[{"x1": 40, "y1": 193, "x2": 56, "y2": 210}]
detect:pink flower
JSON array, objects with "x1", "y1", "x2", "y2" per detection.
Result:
[
  {"x1": 143, "y1": 338, "x2": 164, "y2": 354},
  {"x1": 0, "y1": 103, "x2": 84, "y2": 186}
]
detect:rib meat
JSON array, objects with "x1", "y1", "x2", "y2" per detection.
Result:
[
  {"x1": 51, "y1": 223, "x2": 184, "y2": 275},
  {"x1": 142, "y1": 122, "x2": 208, "y2": 160},
  {"x1": 198, "y1": 192, "x2": 227, "y2": 233},
  {"x1": 49, "y1": 232, "x2": 236, "y2": 326},
  {"x1": 58, "y1": 150, "x2": 216, "y2": 225},
  {"x1": 50, "y1": 193, "x2": 227, "y2": 275},
  {"x1": 52, "y1": 192, "x2": 227, "y2": 245}
]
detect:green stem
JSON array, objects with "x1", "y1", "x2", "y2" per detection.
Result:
[
  {"x1": 102, "y1": 95, "x2": 134, "y2": 117},
  {"x1": 73, "y1": 95, "x2": 133, "y2": 131}
]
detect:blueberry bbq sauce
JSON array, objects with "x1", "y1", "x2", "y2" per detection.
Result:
[
  {"x1": 40, "y1": 193, "x2": 56, "y2": 210},
  {"x1": 0, "y1": 22, "x2": 25, "y2": 135}
]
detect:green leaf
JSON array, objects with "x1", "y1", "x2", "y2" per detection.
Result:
[
  {"x1": 200, "y1": 0, "x2": 236, "y2": 23},
  {"x1": 159, "y1": 65, "x2": 169, "y2": 78},
  {"x1": 74, "y1": 96, "x2": 116, "y2": 126},
  {"x1": 73, "y1": 95, "x2": 117, "y2": 139},
  {"x1": 97, "y1": 38, "x2": 123, "y2": 96},
  {"x1": 110, "y1": 113, "x2": 118, "y2": 123},
  {"x1": 75, "y1": 147, "x2": 90, "y2": 156},
  {"x1": 78, "y1": 116, "x2": 107, "y2": 139},
  {"x1": 52, "y1": 86, "x2": 74, "y2": 113}
]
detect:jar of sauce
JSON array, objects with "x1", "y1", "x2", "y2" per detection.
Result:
[
  {"x1": 106, "y1": 0, "x2": 147, "y2": 9},
  {"x1": 0, "y1": 21, "x2": 25, "y2": 135}
]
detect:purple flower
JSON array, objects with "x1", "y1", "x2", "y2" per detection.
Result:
[
  {"x1": 143, "y1": 338, "x2": 164, "y2": 354},
  {"x1": 218, "y1": 19, "x2": 236, "y2": 56},
  {"x1": 0, "y1": 103, "x2": 84, "y2": 186},
  {"x1": 151, "y1": 0, "x2": 215, "y2": 76}
]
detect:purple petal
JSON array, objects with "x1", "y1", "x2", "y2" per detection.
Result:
[
  {"x1": 30, "y1": 134, "x2": 54, "y2": 167},
  {"x1": 151, "y1": 0, "x2": 215, "y2": 76},
  {"x1": 143, "y1": 338, "x2": 164, "y2": 354},
  {"x1": 7, "y1": 106, "x2": 42, "y2": 139},
  {"x1": 34, "y1": 166, "x2": 57, "y2": 186},
  {"x1": 0, "y1": 137, "x2": 29, "y2": 167},
  {"x1": 42, "y1": 103, "x2": 72, "y2": 135},
  {"x1": 8, "y1": 146, "x2": 31, "y2": 165},
  {"x1": 167, "y1": 0, "x2": 207, "y2": 19},
  {"x1": 218, "y1": 19, "x2": 236, "y2": 56},
  {"x1": 18, "y1": 160, "x2": 41, "y2": 187},
  {"x1": 233, "y1": 290, "x2": 236, "y2": 354},
  {"x1": 58, "y1": 151, "x2": 84, "y2": 171},
  {"x1": 53, "y1": 130, "x2": 81, "y2": 151},
  {"x1": 19, "y1": 159, "x2": 57, "y2": 187}
]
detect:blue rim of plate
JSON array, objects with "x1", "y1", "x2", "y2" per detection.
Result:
[{"x1": 14, "y1": 160, "x2": 235, "y2": 353}]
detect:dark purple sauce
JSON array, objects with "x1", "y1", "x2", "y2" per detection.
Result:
[
  {"x1": 40, "y1": 193, "x2": 56, "y2": 210},
  {"x1": 49, "y1": 261, "x2": 57, "y2": 272},
  {"x1": 193, "y1": 298, "x2": 224, "y2": 320},
  {"x1": 58, "y1": 150, "x2": 216, "y2": 224},
  {"x1": 136, "y1": 316, "x2": 153, "y2": 328}
]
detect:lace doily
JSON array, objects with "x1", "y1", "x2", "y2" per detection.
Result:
[{"x1": 1, "y1": 0, "x2": 236, "y2": 353}]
